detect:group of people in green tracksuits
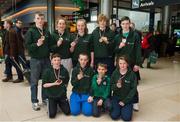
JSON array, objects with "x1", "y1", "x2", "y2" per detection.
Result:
[{"x1": 25, "y1": 12, "x2": 141, "y2": 121}]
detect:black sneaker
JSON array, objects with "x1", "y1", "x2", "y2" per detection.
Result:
[
  {"x1": 2, "y1": 77, "x2": 12, "y2": 82},
  {"x1": 12, "y1": 79, "x2": 24, "y2": 83}
]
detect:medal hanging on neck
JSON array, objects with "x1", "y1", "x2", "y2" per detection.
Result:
[
  {"x1": 99, "y1": 29, "x2": 105, "y2": 43},
  {"x1": 37, "y1": 28, "x2": 45, "y2": 40},
  {"x1": 59, "y1": 33, "x2": 63, "y2": 42},
  {"x1": 117, "y1": 74, "x2": 125, "y2": 88},
  {"x1": 54, "y1": 69, "x2": 61, "y2": 83}
]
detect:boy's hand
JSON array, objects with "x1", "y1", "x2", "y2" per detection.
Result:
[
  {"x1": 57, "y1": 40, "x2": 63, "y2": 47},
  {"x1": 97, "y1": 99, "x2": 103, "y2": 106},
  {"x1": 54, "y1": 79, "x2": 62, "y2": 85},
  {"x1": 97, "y1": 77, "x2": 102, "y2": 85},
  {"x1": 119, "y1": 101, "x2": 125, "y2": 106},
  {"x1": 37, "y1": 38, "x2": 44, "y2": 46},
  {"x1": 77, "y1": 73, "x2": 83, "y2": 80},
  {"x1": 119, "y1": 42, "x2": 126, "y2": 48},
  {"x1": 88, "y1": 96, "x2": 93, "y2": 103}
]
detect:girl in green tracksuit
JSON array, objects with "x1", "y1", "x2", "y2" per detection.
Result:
[{"x1": 110, "y1": 56, "x2": 137, "y2": 121}]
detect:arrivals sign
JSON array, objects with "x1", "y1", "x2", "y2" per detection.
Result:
[{"x1": 132, "y1": 0, "x2": 180, "y2": 9}]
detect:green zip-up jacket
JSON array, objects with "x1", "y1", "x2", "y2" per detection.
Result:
[
  {"x1": 71, "y1": 33, "x2": 93, "y2": 61},
  {"x1": 51, "y1": 30, "x2": 73, "y2": 59},
  {"x1": 91, "y1": 27, "x2": 115, "y2": 58},
  {"x1": 111, "y1": 68, "x2": 137, "y2": 104},
  {"x1": 42, "y1": 65, "x2": 69, "y2": 98},
  {"x1": 90, "y1": 74, "x2": 110, "y2": 100},
  {"x1": 114, "y1": 29, "x2": 141, "y2": 66},
  {"x1": 71, "y1": 64, "x2": 94, "y2": 94},
  {"x1": 25, "y1": 26, "x2": 51, "y2": 59}
]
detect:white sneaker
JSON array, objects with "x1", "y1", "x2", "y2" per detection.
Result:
[
  {"x1": 32, "y1": 103, "x2": 40, "y2": 111},
  {"x1": 133, "y1": 103, "x2": 139, "y2": 111}
]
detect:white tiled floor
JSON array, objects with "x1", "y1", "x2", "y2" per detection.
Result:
[{"x1": 0, "y1": 53, "x2": 180, "y2": 121}]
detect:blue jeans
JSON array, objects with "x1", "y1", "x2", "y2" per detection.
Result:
[
  {"x1": 70, "y1": 92, "x2": 92, "y2": 116},
  {"x1": 30, "y1": 58, "x2": 50, "y2": 103},
  {"x1": 110, "y1": 97, "x2": 133, "y2": 121}
]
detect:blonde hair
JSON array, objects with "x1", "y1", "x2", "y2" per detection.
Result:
[{"x1": 97, "y1": 14, "x2": 108, "y2": 23}]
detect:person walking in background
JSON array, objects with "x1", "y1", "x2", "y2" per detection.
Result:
[
  {"x1": 70, "y1": 19, "x2": 94, "y2": 68},
  {"x1": 42, "y1": 53, "x2": 70, "y2": 118},
  {"x1": 51, "y1": 17, "x2": 73, "y2": 73},
  {"x1": 25, "y1": 12, "x2": 51, "y2": 111},
  {"x1": 2, "y1": 20, "x2": 24, "y2": 83}
]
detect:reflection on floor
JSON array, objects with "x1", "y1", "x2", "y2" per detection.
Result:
[{"x1": 0, "y1": 54, "x2": 180, "y2": 121}]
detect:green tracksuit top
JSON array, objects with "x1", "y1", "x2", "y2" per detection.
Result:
[
  {"x1": 51, "y1": 30, "x2": 72, "y2": 59},
  {"x1": 42, "y1": 65, "x2": 69, "y2": 98},
  {"x1": 25, "y1": 26, "x2": 51, "y2": 59},
  {"x1": 114, "y1": 29, "x2": 141, "y2": 66},
  {"x1": 91, "y1": 27, "x2": 115, "y2": 58},
  {"x1": 71, "y1": 33, "x2": 93, "y2": 61},
  {"x1": 90, "y1": 74, "x2": 110, "y2": 100},
  {"x1": 111, "y1": 68, "x2": 137, "y2": 104},
  {"x1": 71, "y1": 64, "x2": 94, "y2": 94}
]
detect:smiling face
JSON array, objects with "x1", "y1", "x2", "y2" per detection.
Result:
[
  {"x1": 57, "y1": 19, "x2": 66, "y2": 32},
  {"x1": 77, "y1": 19, "x2": 86, "y2": 34},
  {"x1": 99, "y1": 20, "x2": 106, "y2": 29},
  {"x1": 78, "y1": 54, "x2": 89, "y2": 68},
  {"x1": 34, "y1": 14, "x2": 45, "y2": 27}
]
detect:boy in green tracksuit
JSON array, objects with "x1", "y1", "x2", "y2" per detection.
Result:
[
  {"x1": 110, "y1": 56, "x2": 137, "y2": 121},
  {"x1": 88, "y1": 63, "x2": 110, "y2": 117},
  {"x1": 70, "y1": 53, "x2": 94, "y2": 116},
  {"x1": 42, "y1": 53, "x2": 70, "y2": 118}
]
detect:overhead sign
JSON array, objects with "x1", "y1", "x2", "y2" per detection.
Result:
[{"x1": 132, "y1": 0, "x2": 180, "y2": 9}]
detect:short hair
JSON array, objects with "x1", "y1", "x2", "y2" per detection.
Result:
[
  {"x1": 121, "y1": 16, "x2": 131, "y2": 23},
  {"x1": 34, "y1": 12, "x2": 45, "y2": 18},
  {"x1": 97, "y1": 63, "x2": 107, "y2": 69},
  {"x1": 79, "y1": 52, "x2": 89, "y2": 59},
  {"x1": 97, "y1": 14, "x2": 108, "y2": 23},
  {"x1": 5, "y1": 20, "x2": 13, "y2": 26},
  {"x1": 51, "y1": 53, "x2": 61, "y2": 60}
]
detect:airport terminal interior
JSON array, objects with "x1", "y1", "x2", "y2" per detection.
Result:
[{"x1": 0, "y1": 0, "x2": 180, "y2": 121}]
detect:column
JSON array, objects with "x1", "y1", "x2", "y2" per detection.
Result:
[
  {"x1": 149, "y1": 8, "x2": 155, "y2": 32},
  {"x1": 100, "y1": 0, "x2": 112, "y2": 18},
  {"x1": 47, "y1": 0, "x2": 55, "y2": 33},
  {"x1": 162, "y1": 5, "x2": 170, "y2": 34}
]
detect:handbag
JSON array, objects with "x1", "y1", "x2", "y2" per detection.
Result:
[{"x1": 148, "y1": 51, "x2": 158, "y2": 64}]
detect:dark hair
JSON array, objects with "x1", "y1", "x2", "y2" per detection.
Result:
[
  {"x1": 97, "y1": 63, "x2": 107, "y2": 69},
  {"x1": 111, "y1": 23, "x2": 116, "y2": 27},
  {"x1": 51, "y1": 53, "x2": 61, "y2": 60},
  {"x1": 34, "y1": 11, "x2": 45, "y2": 18},
  {"x1": 121, "y1": 16, "x2": 131, "y2": 23},
  {"x1": 117, "y1": 55, "x2": 129, "y2": 66},
  {"x1": 79, "y1": 52, "x2": 89, "y2": 59}
]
